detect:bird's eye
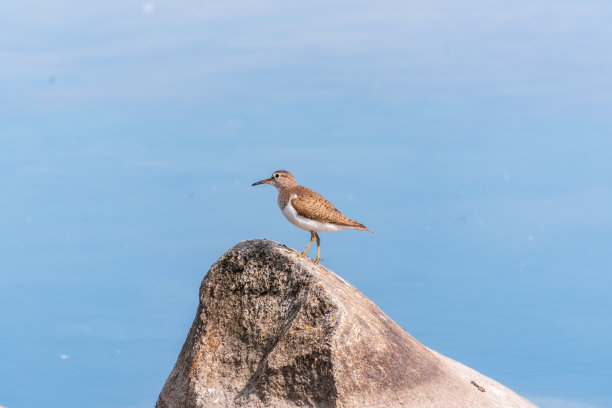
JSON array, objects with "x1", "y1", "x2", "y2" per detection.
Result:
[{"x1": 274, "y1": 174, "x2": 280, "y2": 178}]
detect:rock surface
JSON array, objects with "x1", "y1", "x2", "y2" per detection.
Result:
[{"x1": 156, "y1": 239, "x2": 537, "y2": 408}]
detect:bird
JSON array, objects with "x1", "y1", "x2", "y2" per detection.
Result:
[{"x1": 252, "y1": 170, "x2": 373, "y2": 263}]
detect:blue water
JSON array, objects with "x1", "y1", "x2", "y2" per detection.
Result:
[{"x1": 2, "y1": 2, "x2": 611, "y2": 407}]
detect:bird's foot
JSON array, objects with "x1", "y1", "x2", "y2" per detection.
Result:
[
  {"x1": 312, "y1": 257, "x2": 323, "y2": 264},
  {"x1": 296, "y1": 251, "x2": 312, "y2": 260}
]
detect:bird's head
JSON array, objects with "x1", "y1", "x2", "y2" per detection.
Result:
[{"x1": 252, "y1": 170, "x2": 297, "y2": 190}]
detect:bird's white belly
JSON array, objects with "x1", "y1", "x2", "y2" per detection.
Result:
[{"x1": 281, "y1": 202, "x2": 348, "y2": 233}]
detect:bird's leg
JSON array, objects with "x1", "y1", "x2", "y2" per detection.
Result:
[
  {"x1": 313, "y1": 233, "x2": 322, "y2": 264},
  {"x1": 299, "y1": 232, "x2": 316, "y2": 258}
]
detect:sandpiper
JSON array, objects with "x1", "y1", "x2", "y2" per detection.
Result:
[{"x1": 252, "y1": 170, "x2": 373, "y2": 263}]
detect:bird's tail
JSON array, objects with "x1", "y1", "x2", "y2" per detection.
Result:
[{"x1": 353, "y1": 221, "x2": 374, "y2": 233}]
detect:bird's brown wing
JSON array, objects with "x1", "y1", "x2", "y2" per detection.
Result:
[{"x1": 290, "y1": 186, "x2": 367, "y2": 229}]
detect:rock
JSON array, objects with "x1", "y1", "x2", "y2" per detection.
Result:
[{"x1": 156, "y1": 239, "x2": 537, "y2": 408}]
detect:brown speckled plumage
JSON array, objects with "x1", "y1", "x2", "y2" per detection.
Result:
[
  {"x1": 252, "y1": 170, "x2": 373, "y2": 262},
  {"x1": 289, "y1": 185, "x2": 369, "y2": 230},
  {"x1": 267, "y1": 171, "x2": 370, "y2": 230}
]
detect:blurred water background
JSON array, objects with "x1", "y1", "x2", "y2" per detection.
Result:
[{"x1": 1, "y1": 1, "x2": 611, "y2": 407}]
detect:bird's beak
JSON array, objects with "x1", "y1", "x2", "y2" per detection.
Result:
[{"x1": 252, "y1": 177, "x2": 272, "y2": 186}]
